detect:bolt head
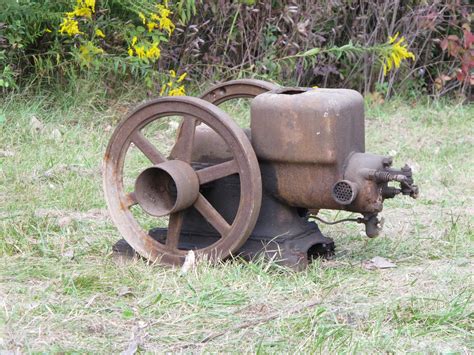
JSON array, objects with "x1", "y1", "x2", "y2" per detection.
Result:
[{"x1": 382, "y1": 157, "x2": 393, "y2": 167}]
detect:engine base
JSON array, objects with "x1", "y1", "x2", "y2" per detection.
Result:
[
  {"x1": 113, "y1": 225, "x2": 334, "y2": 270},
  {"x1": 113, "y1": 166, "x2": 335, "y2": 270}
]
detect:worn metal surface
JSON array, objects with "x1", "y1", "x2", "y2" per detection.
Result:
[
  {"x1": 107, "y1": 80, "x2": 418, "y2": 268},
  {"x1": 200, "y1": 78, "x2": 279, "y2": 105},
  {"x1": 148, "y1": 166, "x2": 335, "y2": 270},
  {"x1": 103, "y1": 96, "x2": 262, "y2": 265},
  {"x1": 251, "y1": 88, "x2": 365, "y2": 164},
  {"x1": 250, "y1": 88, "x2": 364, "y2": 210},
  {"x1": 134, "y1": 160, "x2": 199, "y2": 216},
  {"x1": 190, "y1": 79, "x2": 280, "y2": 163},
  {"x1": 343, "y1": 152, "x2": 418, "y2": 214}
]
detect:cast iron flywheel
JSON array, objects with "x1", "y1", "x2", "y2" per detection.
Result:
[
  {"x1": 200, "y1": 78, "x2": 279, "y2": 105},
  {"x1": 103, "y1": 96, "x2": 262, "y2": 265}
]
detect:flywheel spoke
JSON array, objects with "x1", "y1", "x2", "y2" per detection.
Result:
[
  {"x1": 193, "y1": 194, "x2": 231, "y2": 236},
  {"x1": 131, "y1": 131, "x2": 166, "y2": 164},
  {"x1": 197, "y1": 160, "x2": 238, "y2": 185},
  {"x1": 166, "y1": 212, "x2": 184, "y2": 250},
  {"x1": 169, "y1": 117, "x2": 196, "y2": 163},
  {"x1": 123, "y1": 192, "x2": 138, "y2": 208}
]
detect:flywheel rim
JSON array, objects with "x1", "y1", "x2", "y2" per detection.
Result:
[{"x1": 103, "y1": 96, "x2": 261, "y2": 265}]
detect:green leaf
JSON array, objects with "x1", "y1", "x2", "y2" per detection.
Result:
[
  {"x1": 0, "y1": 113, "x2": 5, "y2": 124},
  {"x1": 122, "y1": 307, "x2": 134, "y2": 319},
  {"x1": 301, "y1": 48, "x2": 320, "y2": 57},
  {"x1": 149, "y1": 293, "x2": 162, "y2": 306}
]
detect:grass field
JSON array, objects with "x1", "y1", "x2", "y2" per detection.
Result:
[{"x1": 0, "y1": 92, "x2": 473, "y2": 353}]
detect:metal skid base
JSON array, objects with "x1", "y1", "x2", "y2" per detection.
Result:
[
  {"x1": 145, "y1": 225, "x2": 334, "y2": 270},
  {"x1": 114, "y1": 224, "x2": 334, "y2": 270},
  {"x1": 113, "y1": 168, "x2": 335, "y2": 270}
]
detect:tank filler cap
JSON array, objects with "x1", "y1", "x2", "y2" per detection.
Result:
[{"x1": 271, "y1": 87, "x2": 311, "y2": 95}]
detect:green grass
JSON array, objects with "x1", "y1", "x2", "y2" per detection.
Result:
[{"x1": 0, "y1": 92, "x2": 473, "y2": 353}]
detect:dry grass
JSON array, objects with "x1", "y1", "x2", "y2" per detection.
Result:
[{"x1": 0, "y1": 94, "x2": 473, "y2": 353}]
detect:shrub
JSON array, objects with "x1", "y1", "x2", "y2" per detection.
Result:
[
  {"x1": 0, "y1": 0, "x2": 471, "y2": 99},
  {"x1": 0, "y1": 0, "x2": 191, "y2": 95},
  {"x1": 166, "y1": 0, "x2": 471, "y2": 98}
]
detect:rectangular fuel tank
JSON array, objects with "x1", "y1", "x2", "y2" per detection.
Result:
[{"x1": 250, "y1": 88, "x2": 365, "y2": 166}]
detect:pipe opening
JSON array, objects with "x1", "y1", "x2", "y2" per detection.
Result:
[
  {"x1": 134, "y1": 160, "x2": 199, "y2": 217},
  {"x1": 135, "y1": 167, "x2": 178, "y2": 216}
]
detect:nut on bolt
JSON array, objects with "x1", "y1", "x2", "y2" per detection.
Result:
[{"x1": 382, "y1": 156, "x2": 393, "y2": 167}]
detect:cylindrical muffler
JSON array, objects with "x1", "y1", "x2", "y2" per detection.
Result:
[{"x1": 134, "y1": 160, "x2": 199, "y2": 216}]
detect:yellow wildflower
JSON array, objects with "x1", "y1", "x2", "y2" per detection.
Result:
[
  {"x1": 44, "y1": 28, "x2": 52, "y2": 33},
  {"x1": 159, "y1": 16, "x2": 175, "y2": 35},
  {"x1": 95, "y1": 28, "x2": 105, "y2": 38},
  {"x1": 160, "y1": 69, "x2": 188, "y2": 96},
  {"x1": 67, "y1": 7, "x2": 92, "y2": 18},
  {"x1": 79, "y1": 41, "x2": 103, "y2": 65},
  {"x1": 130, "y1": 37, "x2": 161, "y2": 62},
  {"x1": 146, "y1": 43, "x2": 161, "y2": 60},
  {"x1": 139, "y1": 12, "x2": 146, "y2": 25},
  {"x1": 79, "y1": 45, "x2": 88, "y2": 55},
  {"x1": 177, "y1": 72, "x2": 187, "y2": 82},
  {"x1": 382, "y1": 33, "x2": 416, "y2": 76},
  {"x1": 159, "y1": 85, "x2": 166, "y2": 96},
  {"x1": 388, "y1": 32, "x2": 399, "y2": 44},
  {"x1": 59, "y1": 18, "x2": 82, "y2": 36},
  {"x1": 153, "y1": 3, "x2": 175, "y2": 36},
  {"x1": 147, "y1": 22, "x2": 157, "y2": 32},
  {"x1": 134, "y1": 46, "x2": 146, "y2": 59},
  {"x1": 169, "y1": 85, "x2": 185, "y2": 96},
  {"x1": 156, "y1": 4, "x2": 171, "y2": 18},
  {"x1": 84, "y1": 0, "x2": 95, "y2": 12},
  {"x1": 66, "y1": 0, "x2": 95, "y2": 18}
]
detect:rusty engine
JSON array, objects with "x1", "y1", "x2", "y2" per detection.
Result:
[{"x1": 104, "y1": 79, "x2": 418, "y2": 269}]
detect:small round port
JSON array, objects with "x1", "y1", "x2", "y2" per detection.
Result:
[{"x1": 332, "y1": 180, "x2": 358, "y2": 205}]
